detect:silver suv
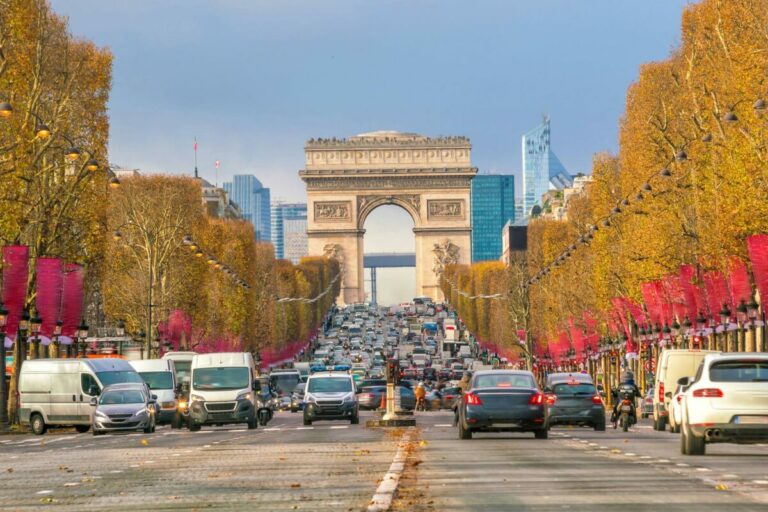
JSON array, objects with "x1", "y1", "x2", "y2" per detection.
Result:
[{"x1": 303, "y1": 371, "x2": 359, "y2": 425}]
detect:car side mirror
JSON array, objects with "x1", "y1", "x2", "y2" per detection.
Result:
[
  {"x1": 89, "y1": 397, "x2": 98, "y2": 406},
  {"x1": 151, "y1": 394, "x2": 158, "y2": 401},
  {"x1": 677, "y1": 376, "x2": 691, "y2": 387},
  {"x1": 543, "y1": 386, "x2": 552, "y2": 393},
  {"x1": 89, "y1": 385, "x2": 100, "y2": 396},
  {"x1": 665, "y1": 391, "x2": 673, "y2": 398},
  {"x1": 252, "y1": 380, "x2": 261, "y2": 392}
]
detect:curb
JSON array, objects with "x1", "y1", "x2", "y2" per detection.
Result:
[{"x1": 367, "y1": 428, "x2": 414, "y2": 512}]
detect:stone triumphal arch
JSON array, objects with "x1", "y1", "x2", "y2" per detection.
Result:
[{"x1": 300, "y1": 131, "x2": 476, "y2": 304}]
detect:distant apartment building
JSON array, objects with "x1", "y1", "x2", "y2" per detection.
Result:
[
  {"x1": 522, "y1": 116, "x2": 572, "y2": 216},
  {"x1": 222, "y1": 175, "x2": 271, "y2": 241},
  {"x1": 501, "y1": 220, "x2": 528, "y2": 265},
  {"x1": 538, "y1": 173, "x2": 592, "y2": 221},
  {"x1": 271, "y1": 201, "x2": 308, "y2": 260},
  {"x1": 199, "y1": 178, "x2": 241, "y2": 219},
  {"x1": 471, "y1": 174, "x2": 516, "y2": 262}
]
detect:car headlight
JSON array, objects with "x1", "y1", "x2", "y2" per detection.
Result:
[
  {"x1": 305, "y1": 394, "x2": 317, "y2": 404},
  {"x1": 134, "y1": 408, "x2": 149, "y2": 417},
  {"x1": 94, "y1": 410, "x2": 109, "y2": 419},
  {"x1": 190, "y1": 394, "x2": 204, "y2": 403},
  {"x1": 343, "y1": 394, "x2": 355, "y2": 403},
  {"x1": 237, "y1": 392, "x2": 253, "y2": 402}
]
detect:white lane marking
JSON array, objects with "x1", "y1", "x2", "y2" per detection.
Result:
[
  {"x1": 295, "y1": 427, "x2": 314, "y2": 430},
  {"x1": 330, "y1": 426, "x2": 348, "y2": 429},
  {"x1": 195, "y1": 431, "x2": 214, "y2": 434},
  {"x1": 203, "y1": 445, "x2": 211, "y2": 448},
  {"x1": 368, "y1": 429, "x2": 414, "y2": 512},
  {"x1": 230, "y1": 429, "x2": 246, "y2": 432},
  {"x1": 36, "y1": 490, "x2": 53, "y2": 495},
  {"x1": 640, "y1": 456, "x2": 652, "y2": 459},
  {"x1": 109, "y1": 470, "x2": 123, "y2": 474},
  {"x1": 624, "y1": 453, "x2": 636, "y2": 456},
  {"x1": 696, "y1": 468, "x2": 711, "y2": 472},
  {"x1": 172, "y1": 453, "x2": 181, "y2": 457},
  {"x1": 657, "y1": 459, "x2": 671, "y2": 463},
  {"x1": 753, "y1": 480, "x2": 768, "y2": 484},
  {"x1": 722, "y1": 474, "x2": 739, "y2": 479},
  {"x1": 434, "y1": 424, "x2": 452, "y2": 428},
  {"x1": 677, "y1": 463, "x2": 690, "y2": 467},
  {"x1": 63, "y1": 482, "x2": 79, "y2": 487},
  {"x1": 0, "y1": 440, "x2": 10, "y2": 444},
  {"x1": 263, "y1": 428, "x2": 281, "y2": 431}
]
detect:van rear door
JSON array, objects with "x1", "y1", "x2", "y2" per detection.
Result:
[{"x1": 51, "y1": 371, "x2": 80, "y2": 422}]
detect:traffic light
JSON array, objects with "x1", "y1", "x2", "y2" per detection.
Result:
[{"x1": 386, "y1": 359, "x2": 400, "y2": 384}]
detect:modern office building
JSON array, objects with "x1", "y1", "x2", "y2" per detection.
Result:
[
  {"x1": 271, "y1": 201, "x2": 308, "y2": 260},
  {"x1": 222, "y1": 175, "x2": 271, "y2": 241},
  {"x1": 283, "y1": 215, "x2": 308, "y2": 264},
  {"x1": 522, "y1": 116, "x2": 572, "y2": 216},
  {"x1": 471, "y1": 174, "x2": 516, "y2": 262}
]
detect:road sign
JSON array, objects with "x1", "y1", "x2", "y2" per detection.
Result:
[{"x1": 644, "y1": 358, "x2": 656, "y2": 372}]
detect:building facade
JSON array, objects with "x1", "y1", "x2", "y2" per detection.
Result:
[
  {"x1": 471, "y1": 174, "x2": 515, "y2": 262},
  {"x1": 283, "y1": 216, "x2": 308, "y2": 264},
  {"x1": 222, "y1": 175, "x2": 271, "y2": 241},
  {"x1": 501, "y1": 221, "x2": 528, "y2": 265},
  {"x1": 271, "y1": 202, "x2": 308, "y2": 260},
  {"x1": 522, "y1": 116, "x2": 571, "y2": 216}
]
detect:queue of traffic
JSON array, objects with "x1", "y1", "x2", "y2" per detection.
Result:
[{"x1": 13, "y1": 299, "x2": 768, "y2": 459}]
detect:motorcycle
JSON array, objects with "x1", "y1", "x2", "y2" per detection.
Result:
[{"x1": 612, "y1": 390, "x2": 637, "y2": 431}]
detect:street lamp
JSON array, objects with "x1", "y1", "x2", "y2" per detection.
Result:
[
  {"x1": 30, "y1": 313, "x2": 42, "y2": 359},
  {"x1": 0, "y1": 101, "x2": 12, "y2": 118},
  {"x1": 77, "y1": 320, "x2": 89, "y2": 358},
  {"x1": 53, "y1": 320, "x2": 63, "y2": 358},
  {"x1": 116, "y1": 319, "x2": 126, "y2": 355},
  {"x1": 0, "y1": 301, "x2": 9, "y2": 427}
]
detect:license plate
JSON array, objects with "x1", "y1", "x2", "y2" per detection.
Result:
[
  {"x1": 735, "y1": 416, "x2": 768, "y2": 424},
  {"x1": 620, "y1": 405, "x2": 632, "y2": 412}
]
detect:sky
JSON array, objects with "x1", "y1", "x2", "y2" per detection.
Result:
[{"x1": 50, "y1": 0, "x2": 689, "y2": 304}]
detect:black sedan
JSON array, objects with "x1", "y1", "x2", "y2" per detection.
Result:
[
  {"x1": 357, "y1": 385, "x2": 415, "y2": 411},
  {"x1": 457, "y1": 370, "x2": 548, "y2": 440}
]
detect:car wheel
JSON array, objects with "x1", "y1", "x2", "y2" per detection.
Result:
[
  {"x1": 351, "y1": 414, "x2": 360, "y2": 425},
  {"x1": 247, "y1": 416, "x2": 258, "y2": 430},
  {"x1": 594, "y1": 420, "x2": 606, "y2": 432},
  {"x1": 75, "y1": 425, "x2": 90, "y2": 434},
  {"x1": 458, "y1": 421, "x2": 472, "y2": 440},
  {"x1": 681, "y1": 422, "x2": 705, "y2": 455},
  {"x1": 171, "y1": 413, "x2": 182, "y2": 429},
  {"x1": 188, "y1": 422, "x2": 201, "y2": 432},
  {"x1": 30, "y1": 413, "x2": 47, "y2": 436},
  {"x1": 534, "y1": 428, "x2": 549, "y2": 439},
  {"x1": 654, "y1": 415, "x2": 667, "y2": 432},
  {"x1": 303, "y1": 417, "x2": 312, "y2": 426},
  {"x1": 92, "y1": 429, "x2": 104, "y2": 436}
]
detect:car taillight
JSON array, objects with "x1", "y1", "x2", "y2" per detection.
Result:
[
  {"x1": 658, "y1": 382, "x2": 664, "y2": 403},
  {"x1": 591, "y1": 394, "x2": 603, "y2": 405},
  {"x1": 692, "y1": 388, "x2": 723, "y2": 398},
  {"x1": 545, "y1": 394, "x2": 557, "y2": 405},
  {"x1": 464, "y1": 392, "x2": 483, "y2": 406},
  {"x1": 676, "y1": 395, "x2": 682, "y2": 403},
  {"x1": 528, "y1": 392, "x2": 544, "y2": 406}
]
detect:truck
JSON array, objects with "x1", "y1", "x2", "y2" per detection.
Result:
[{"x1": 444, "y1": 324, "x2": 457, "y2": 342}]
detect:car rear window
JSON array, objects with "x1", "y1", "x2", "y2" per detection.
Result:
[
  {"x1": 709, "y1": 360, "x2": 768, "y2": 382},
  {"x1": 552, "y1": 383, "x2": 597, "y2": 396},
  {"x1": 474, "y1": 374, "x2": 535, "y2": 389}
]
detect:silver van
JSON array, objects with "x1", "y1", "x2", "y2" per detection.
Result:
[
  {"x1": 19, "y1": 359, "x2": 144, "y2": 435},
  {"x1": 129, "y1": 359, "x2": 180, "y2": 427}
]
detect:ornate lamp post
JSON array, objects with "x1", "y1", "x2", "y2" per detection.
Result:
[
  {"x1": 747, "y1": 298, "x2": 761, "y2": 352},
  {"x1": 29, "y1": 313, "x2": 42, "y2": 359},
  {"x1": 116, "y1": 319, "x2": 126, "y2": 356},
  {"x1": 77, "y1": 320, "x2": 89, "y2": 358},
  {"x1": 719, "y1": 303, "x2": 732, "y2": 352},
  {"x1": 53, "y1": 320, "x2": 63, "y2": 358},
  {"x1": 17, "y1": 309, "x2": 30, "y2": 364},
  {"x1": 0, "y1": 302, "x2": 9, "y2": 427}
]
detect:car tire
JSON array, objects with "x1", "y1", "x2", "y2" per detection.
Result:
[
  {"x1": 351, "y1": 414, "x2": 360, "y2": 425},
  {"x1": 75, "y1": 425, "x2": 90, "y2": 434},
  {"x1": 534, "y1": 428, "x2": 549, "y2": 440},
  {"x1": 247, "y1": 416, "x2": 258, "y2": 430},
  {"x1": 681, "y1": 422, "x2": 705, "y2": 455},
  {"x1": 654, "y1": 415, "x2": 667, "y2": 431},
  {"x1": 594, "y1": 420, "x2": 606, "y2": 432},
  {"x1": 188, "y1": 422, "x2": 201, "y2": 432},
  {"x1": 303, "y1": 417, "x2": 312, "y2": 426},
  {"x1": 30, "y1": 413, "x2": 47, "y2": 436},
  {"x1": 92, "y1": 429, "x2": 104, "y2": 436},
  {"x1": 458, "y1": 421, "x2": 472, "y2": 440},
  {"x1": 171, "y1": 413, "x2": 182, "y2": 429}
]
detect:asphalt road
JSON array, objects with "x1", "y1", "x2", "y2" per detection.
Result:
[{"x1": 3, "y1": 412, "x2": 768, "y2": 511}]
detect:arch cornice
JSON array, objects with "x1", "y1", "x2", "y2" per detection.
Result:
[{"x1": 356, "y1": 194, "x2": 421, "y2": 229}]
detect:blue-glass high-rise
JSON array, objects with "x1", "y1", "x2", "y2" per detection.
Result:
[
  {"x1": 222, "y1": 175, "x2": 271, "y2": 241},
  {"x1": 471, "y1": 174, "x2": 515, "y2": 262},
  {"x1": 271, "y1": 202, "x2": 308, "y2": 260},
  {"x1": 522, "y1": 117, "x2": 570, "y2": 216}
]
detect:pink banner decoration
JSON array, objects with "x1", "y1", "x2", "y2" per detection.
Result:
[
  {"x1": 641, "y1": 282, "x2": 662, "y2": 327},
  {"x1": 582, "y1": 311, "x2": 599, "y2": 352},
  {"x1": 35, "y1": 258, "x2": 63, "y2": 337},
  {"x1": 2, "y1": 246, "x2": 29, "y2": 336},
  {"x1": 703, "y1": 270, "x2": 732, "y2": 321},
  {"x1": 60, "y1": 264, "x2": 84, "y2": 337},
  {"x1": 662, "y1": 274, "x2": 687, "y2": 323},
  {"x1": 728, "y1": 257, "x2": 752, "y2": 308},
  {"x1": 748, "y1": 235, "x2": 768, "y2": 307},
  {"x1": 678, "y1": 265, "x2": 700, "y2": 323}
]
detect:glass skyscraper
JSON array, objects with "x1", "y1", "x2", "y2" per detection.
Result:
[
  {"x1": 522, "y1": 117, "x2": 571, "y2": 216},
  {"x1": 222, "y1": 175, "x2": 271, "y2": 241},
  {"x1": 270, "y1": 202, "x2": 308, "y2": 260},
  {"x1": 471, "y1": 174, "x2": 515, "y2": 262}
]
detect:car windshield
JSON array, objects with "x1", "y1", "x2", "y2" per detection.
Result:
[
  {"x1": 173, "y1": 361, "x2": 192, "y2": 382},
  {"x1": 96, "y1": 371, "x2": 144, "y2": 386},
  {"x1": 308, "y1": 377, "x2": 353, "y2": 393},
  {"x1": 474, "y1": 374, "x2": 535, "y2": 389},
  {"x1": 139, "y1": 371, "x2": 174, "y2": 390},
  {"x1": 710, "y1": 360, "x2": 768, "y2": 382},
  {"x1": 193, "y1": 367, "x2": 250, "y2": 391},
  {"x1": 552, "y1": 383, "x2": 596, "y2": 396},
  {"x1": 270, "y1": 374, "x2": 301, "y2": 396},
  {"x1": 99, "y1": 389, "x2": 145, "y2": 405}
]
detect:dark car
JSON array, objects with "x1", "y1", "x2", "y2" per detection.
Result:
[
  {"x1": 290, "y1": 382, "x2": 306, "y2": 413},
  {"x1": 457, "y1": 370, "x2": 548, "y2": 440},
  {"x1": 640, "y1": 388, "x2": 654, "y2": 419},
  {"x1": 438, "y1": 368, "x2": 453, "y2": 381},
  {"x1": 545, "y1": 379, "x2": 605, "y2": 431},
  {"x1": 357, "y1": 385, "x2": 416, "y2": 411}
]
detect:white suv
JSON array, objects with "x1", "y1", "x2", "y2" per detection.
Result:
[
  {"x1": 303, "y1": 371, "x2": 359, "y2": 425},
  {"x1": 680, "y1": 353, "x2": 768, "y2": 455}
]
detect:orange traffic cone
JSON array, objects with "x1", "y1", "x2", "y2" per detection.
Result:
[{"x1": 379, "y1": 394, "x2": 386, "y2": 410}]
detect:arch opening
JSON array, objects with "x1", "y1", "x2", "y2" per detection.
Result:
[{"x1": 363, "y1": 204, "x2": 416, "y2": 306}]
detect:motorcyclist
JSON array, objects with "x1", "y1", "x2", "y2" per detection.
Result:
[
  {"x1": 611, "y1": 368, "x2": 640, "y2": 427},
  {"x1": 454, "y1": 371, "x2": 473, "y2": 426}
]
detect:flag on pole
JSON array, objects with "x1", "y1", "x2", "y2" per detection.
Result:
[
  {"x1": 194, "y1": 139, "x2": 198, "y2": 151},
  {"x1": 215, "y1": 160, "x2": 220, "y2": 169}
]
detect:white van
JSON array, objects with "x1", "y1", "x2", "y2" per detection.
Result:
[
  {"x1": 653, "y1": 348, "x2": 718, "y2": 431},
  {"x1": 162, "y1": 351, "x2": 197, "y2": 385},
  {"x1": 19, "y1": 358, "x2": 145, "y2": 435},
  {"x1": 129, "y1": 359, "x2": 179, "y2": 427},
  {"x1": 188, "y1": 352, "x2": 259, "y2": 431}
]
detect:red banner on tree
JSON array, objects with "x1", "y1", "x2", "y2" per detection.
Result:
[
  {"x1": 748, "y1": 235, "x2": 768, "y2": 306},
  {"x1": 728, "y1": 257, "x2": 752, "y2": 308},
  {"x1": 703, "y1": 270, "x2": 732, "y2": 321},
  {"x1": 60, "y1": 264, "x2": 84, "y2": 337},
  {"x1": 35, "y1": 258, "x2": 63, "y2": 337},
  {"x1": 2, "y1": 246, "x2": 29, "y2": 336}
]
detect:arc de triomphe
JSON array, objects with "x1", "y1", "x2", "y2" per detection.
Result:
[{"x1": 300, "y1": 131, "x2": 476, "y2": 304}]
